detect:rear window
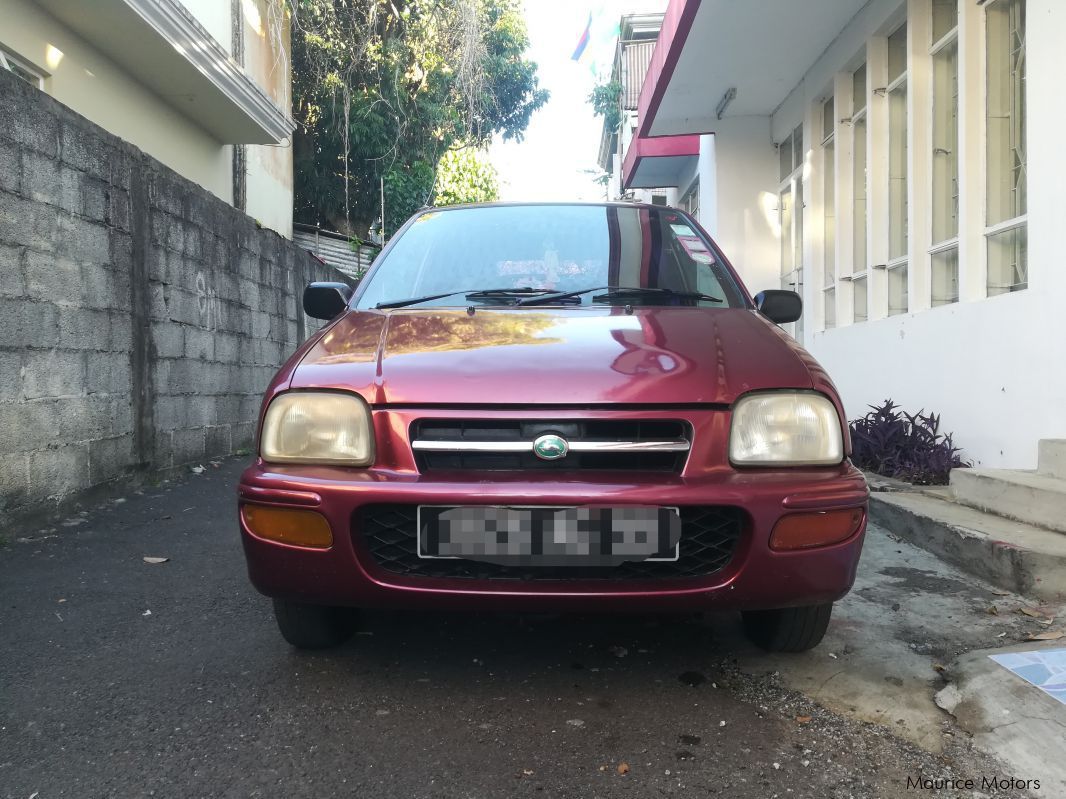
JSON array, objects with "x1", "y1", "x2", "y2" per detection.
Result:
[{"x1": 355, "y1": 204, "x2": 746, "y2": 309}]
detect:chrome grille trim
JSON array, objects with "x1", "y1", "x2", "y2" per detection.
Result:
[{"x1": 411, "y1": 439, "x2": 691, "y2": 453}]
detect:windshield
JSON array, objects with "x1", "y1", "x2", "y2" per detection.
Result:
[{"x1": 354, "y1": 204, "x2": 747, "y2": 309}]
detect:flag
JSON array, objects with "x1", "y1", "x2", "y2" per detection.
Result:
[{"x1": 571, "y1": 13, "x2": 592, "y2": 61}]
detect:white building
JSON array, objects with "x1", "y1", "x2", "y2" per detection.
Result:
[
  {"x1": 623, "y1": 0, "x2": 1064, "y2": 469},
  {"x1": 1, "y1": 0, "x2": 295, "y2": 237}
]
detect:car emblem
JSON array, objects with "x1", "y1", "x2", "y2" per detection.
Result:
[{"x1": 532, "y1": 433, "x2": 569, "y2": 461}]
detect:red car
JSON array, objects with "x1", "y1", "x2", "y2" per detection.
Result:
[{"x1": 238, "y1": 203, "x2": 868, "y2": 651}]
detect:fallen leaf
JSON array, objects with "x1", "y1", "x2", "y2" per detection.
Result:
[
  {"x1": 795, "y1": 715, "x2": 812, "y2": 724},
  {"x1": 521, "y1": 769, "x2": 534, "y2": 777},
  {"x1": 190, "y1": 465, "x2": 205, "y2": 474},
  {"x1": 143, "y1": 556, "x2": 169, "y2": 564},
  {"x1": 566, "y1": 719, "x2": 585, "y2": 727},
  {"x1": 990, "y1": 589, "x2": 1011, "y2": 596},
  {"x1": 1020, "y1": 607, "x2": 1047, "y2": 619},
  {"x1": 986, "y1": 606, "x2": 999, "y2": 615},
  {"x1": 598, "y1": 765, "x2": 608, "y2": 772},
  {"x1": 1028, "y1": 631, "x2": 1065, "y2": 641},
  {"x1": 932, "y1": 664, "x2": 946, "y2": 673},
  {"x1": 617, "y1": 763, "x2": 630, "y2": 775}
]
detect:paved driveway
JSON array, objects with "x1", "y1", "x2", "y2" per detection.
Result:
[{"x1": 0, "y1": 460, "x2": 1038, "y2": 798}]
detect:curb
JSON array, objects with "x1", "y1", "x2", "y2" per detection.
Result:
[{"x1": 869, "y1": 491, "x2": 1066, "y2": 602}]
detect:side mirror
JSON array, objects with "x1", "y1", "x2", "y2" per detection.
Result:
[
  {"x1": 754, "y1": 289, "x2": 802, "y2": 324},
  {"x1": 303, "y1": 282, "x2": 353, "y2": 320}
]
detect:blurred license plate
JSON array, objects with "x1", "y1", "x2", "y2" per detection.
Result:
[{"x1": 417, "y1": 506, "x2": 680, "y2": 567}]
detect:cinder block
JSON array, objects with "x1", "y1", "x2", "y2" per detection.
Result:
[
  {"x1": 54, "y1": 395, "x2": 115, "y2": 441},
  {"x1": 79, "y1": 174, "x2": 109, "y2": 222},
  {"x1": 107, "y1": 311, "x2": 133, "y2": 352},
  {"x1": 148, "y1": 173, "x2": 185, "y2": 217},
  {"x1": 106, "y1": 187, "x2": 130, "y2": 231},
  {"x1": 11, "y1": 96, "x2": 59, "y2": 157},
  {"x1": 170, "y1": 427, "x2": 205, "y2": 466},
  {"x1": 88, "y1": 434, "x2": 135, "y2": 484},
  {"x1": 57, "y1": 214, "x2": 110, "y2": 266},
  {"x1": 183, "y1": 326, "x2": 215, "y2": 361},
  {"x1": 57, "y1": 307, "x2": 111, "y2": 351},
  {"x1": 80, "y1": 262, "x2": 119, "y2": 311},
  {"x1": 233, "y1": 421, "x2": 256, "y2": 449},
  {"x1": 205, "y1": 424, "x2": 231, "y2": 456},
  {"x1": 28, "y1": 444, "x2": 91, "y2": 500},
  {"x1": 154, "y1": 395, "x2": 186, "y2": 432},
  {"x1": 214, "y1": 334, "x2": 239, "y2": 364},
  {"x1": 0, "y1": 191, "x2": 61, "y2": 254},
  {"x1": 0, "y1": 297, "x2": 59, "y2": 349},
  {"x1": 0, "y1": 453, "x2": 30, "y2": 511},
  {"x1": 153, "y1": 429, "x2": 173, "y2": 469},
  {"x1": 152, "y1": 322, "x2": 185, "y2": 359},
  {"x1": 0, "y1": 242, "x2": 25, "y2": 298},
  {"x1": 24, "y1": 251, "x2": 80, "y2": 306},
  {"x1": 21, "y1": 349, "x2": 85, "y2": 400},
  {"x1": 108, "y1": 395, "x2": 134, "y2": 437},
  {"x1": 60, "y1": 121, "x2": 111, "y2": 180},
  {"x1": 183, "y1": 224, "x2": 203, "y2": 260},
  {"x1": 0, "y1": 139, "x2": 21, "y2": 194},
  {"x1": 214, "y1": 394, "x2": 241, "y2": 424},
  {"x1": 21, "y1": 148, "x2": 62, "y2": 207},
  {"x1": 185, "y1": 395, "x2": 217, "y2": 428},
  {"x1": 85, "y1": 351, "x2": 131, "y2": 395},
  {"x1": 0, "y1": 350, "x2": 20, "y2": 402}
]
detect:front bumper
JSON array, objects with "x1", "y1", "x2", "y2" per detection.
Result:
[{"x1": 238, "y1": 460, "x2": 869, "y2": 613}]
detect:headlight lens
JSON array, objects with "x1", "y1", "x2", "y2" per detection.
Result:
[
  {"x1": 729, "y1": 392, "x2": 843, "y2": 466},
  {"x1": 260, "y1": 392, "x2": 374, "y2": 465}
]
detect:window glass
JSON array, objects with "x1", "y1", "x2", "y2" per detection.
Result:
[
  {"x1": 853, "y1": 276, "x2": 867, "y2": 323},
  {"x1": 988, "y1": 225, "x2": 1027, "y2": 294},
  {"x1": 822, "y1": 97, "x2": 835, "y2": 143},
  {"x1": 933, "y1": 0, "x2": 959, "y2": 43},
  {"x1": 932, "y1": 40, "x2": 959, "y2": 244},
  {"x1": 355, "y1": 205, "x2": 744, "y2": 308},
  {"x1": 852, "y1": 63, "x2": 867, "y2": 114},
  {"x1": 824, "y1": 139, "x2": 835, "y2": 287},
  {"x1": 779, "y1": 132, "x2": 794, "y2": 180},
  {"x1": 931, "y1": 248, "x2": 959, "y2": 306},
  {"x1": 987, "y1": 0, "x2": 1027, "y2": 225},
  {"x1": 888, "y1": 264, "x2": 909, "y2": 316},
  {"x1": 888, "y1": 25, "x2": 908, "y2": 83},
  {"x1": 853, "y1": 116, "x2": 867, "y2": 272},
  {"x1": 888, "y1": 83, "x2": 908, "y2": 261}
]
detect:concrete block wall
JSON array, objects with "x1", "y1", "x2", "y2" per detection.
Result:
[{"x1": 0, "y1": 70, "x2": 347, "y2": 521}]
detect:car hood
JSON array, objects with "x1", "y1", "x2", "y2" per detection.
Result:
[{"x1": 290, "y1": 307, "x2": 815, "y2": 406}]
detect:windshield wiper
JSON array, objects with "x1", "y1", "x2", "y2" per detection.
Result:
[
  {"x1": 517, "y1": 286, "x2": 724, "y2": 306},
  {"x1": 376, "y1": 287, "x2": 554, "y2": 309}
]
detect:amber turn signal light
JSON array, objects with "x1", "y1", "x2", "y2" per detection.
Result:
[
  {"x1": 770, "y1": 508, "x2": 865, "y2": 551},
  {"x1": 241, "y1": 504, "x2": 333, "y2": 549}
]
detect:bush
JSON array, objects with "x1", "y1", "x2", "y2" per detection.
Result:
[{"x1": 849, "y1": 400, "x2": 970, "y2": 485}]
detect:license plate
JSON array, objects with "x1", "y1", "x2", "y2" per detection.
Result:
[{"x1": 417, "y1": 506, "x2": 681, "y2": 567}]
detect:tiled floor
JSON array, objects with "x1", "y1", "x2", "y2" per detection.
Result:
[{"x1": 990, "y1": 648, "x2": 1066, "y2": 706}]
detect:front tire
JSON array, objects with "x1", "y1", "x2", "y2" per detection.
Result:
[
  {"x1": 742, "y1": 603, "x2": 832, "y2": 652},
  {"x1": 272, "y1": 598, "x2": 359, "y2": 650}
]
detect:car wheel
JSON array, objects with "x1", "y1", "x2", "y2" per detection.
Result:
[
  {"x1": 272, "y1": 598, "x2": 359, "y2": 650},
  {"x1": 742, "y1": 603, "x2": 833, "y2": 653}
]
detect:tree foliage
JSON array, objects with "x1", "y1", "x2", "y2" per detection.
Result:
[
  {"x1": 588, "y1": 80, "x2": 622, "y2": 134},
  {"x1": 433, "y1": 147, "x2": 500, "y2": 206},
  {"x1": 288, "y1": 0, "x2": 546, "y2": 235}
]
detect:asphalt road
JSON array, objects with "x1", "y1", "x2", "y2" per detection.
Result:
[{"x1": 0, "y1": 460, "x2": 1027, "y2": 798}]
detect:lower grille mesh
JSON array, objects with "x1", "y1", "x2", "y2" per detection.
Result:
[{"x1": 357, "y1": 504, "x2": 745, "y2": 581}]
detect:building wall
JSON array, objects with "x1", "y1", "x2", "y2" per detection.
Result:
[
  {"x1": 240, "y1": 0, "x2": 294, "y2": 238},
  {"x1": 1, "y1": 0, "x2": 233, "y2": 204},
  {"x1": 0, "y1": 71, "x2": 347, "y2": 522},
  {"x1": 1, "y1": 0, "x2": 294, "y2": 238},
  {"x1": 741, "y1": 0, "x2": 1066, "y2": 469}
]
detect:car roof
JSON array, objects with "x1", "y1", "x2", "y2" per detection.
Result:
[{"x1": 417, "y1": 200, "x2": 677, "y2": 214}]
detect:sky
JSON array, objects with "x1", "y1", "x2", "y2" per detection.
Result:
[{"x1": 488, "y1": 0, "x2": 669, "y2": 202}]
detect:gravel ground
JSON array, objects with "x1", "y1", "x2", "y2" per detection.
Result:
[{"x1": 0, "y1": 459, "x2": 1036, "y2": 798}]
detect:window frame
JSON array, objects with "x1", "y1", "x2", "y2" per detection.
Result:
[
  {"x1": 0, "y1": 48, "x2": 45, "y2": 90},
  {"x1": 886, "y1": 23, "x2": 910, "y2": 316}
]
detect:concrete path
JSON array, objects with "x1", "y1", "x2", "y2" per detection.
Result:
[{"x1": 2, "y1": 459, "x2": 1063, "y2": 798}]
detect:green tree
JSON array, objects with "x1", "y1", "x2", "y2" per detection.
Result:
[
  {"x1": 588, "y1": 80, "x2": 622, "y2": 134},
  {"x1": 433, "y1": 147, "x2": 499, "y2": 206},
  {"x1": 288, "y1": 0, "x2": 546, "y2": 236}
]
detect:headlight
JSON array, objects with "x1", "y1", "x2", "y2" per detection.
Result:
[
  {"x1": 260, "y1": 392, "x2": 374, "y2": 465},
  {"x1": 729, "y1": 392, "x2": 842, "y2": 466}
]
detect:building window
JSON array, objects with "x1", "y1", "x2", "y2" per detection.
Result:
[
  {"x1": 931, "y1": 8, "x2": 959, "y2": 306},
  {"x1": 848, "y1": 60, "x2": 865, "y2": 321},
  {"x1": 853, "y1": 275, "x2": 868, "y2": 323},
  {"x1": 822, "y1": 98, "x2": 836, "y2": 330},
  {"x1": 0, "y1": 48, "x2": 45, "y2": 89},
  {"x1": 986, "y1": 0, "x2": 1027, "y2": 295},
  {"x1": 681, "y1": 180, "x2": 700, "y2": 220},
  {"x1": 887, "y1": 24, "x2": 909, "y2": 315},
  {"x1": 779, "y1": 123, "x2": 805, "y2": 340}
]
